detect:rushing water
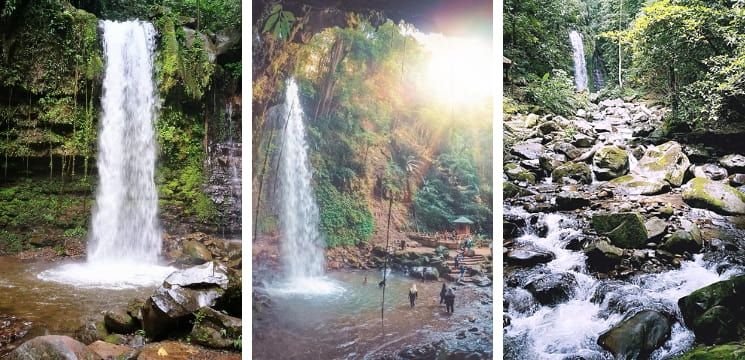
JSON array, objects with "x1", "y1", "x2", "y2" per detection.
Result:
[
  {"x1": 503, "y1": 207, "x2": 745, "y2": 359},
  {"x1": 39, "y1": 20, "x2": 174, "y2": 289},
  {"x1": 278, "y1": 79, "x2": 326, "y2": 283},
  {"x1": 569, "y1": 31, "x2": 588, "y2": 92}
]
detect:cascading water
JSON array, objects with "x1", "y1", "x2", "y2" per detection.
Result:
[
  {"x1": 504, "y1": 207, "x2": 745, "y2": 359},
  {"x1": 569, "y1": 30, "x2": 588, "y2": 92},
  {"x1": 38, "y1": 20, "x2": 174, "y2": 289},
  {"x1": 270, "y1": 78, "x2": 341, "y2": 295},
  {"x1": 88, "y1": 20, "x2": 161, "y2": 264}
]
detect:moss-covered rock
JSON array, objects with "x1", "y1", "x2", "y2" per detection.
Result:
[
  {"x1": 674, "y1": 343, "x2": 745, "y2": 359},
  {"x1": 584, "y1": 239, "x2": 624, "y2": 272},
  {"x1": 552, "y1": 162, "x2": 592, "y2": 184},
  {"x1": 682, "y1": 178, "x2": 745, "y2": 215},
  {"x1": 503, "y1": 182, "x2": 535, "y2": 198},
  {"x1": 678, "y1": 275, "x2": 745, "y2": 345},
  {"x1": 591, "y1": 212, "x2": 648, "y2": 249},
  {"x1": 633, "y1": 141, "x2": 690, "y2": 187},
  {"x1": 593, "y1": 146, "x2": 629, "y2": 181},
  {"x1": 662, "y1": 222, "x2": 702, "y2": 254},
  {"x1": 609, "y1": 174, "x2": 669, "y2": 195},
  {"x1": 505, "y1": 163, "x2": 536, "y2": 184}
]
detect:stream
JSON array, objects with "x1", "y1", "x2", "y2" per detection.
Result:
[{"x1": 503, "y1": 97, "x2": 745, "y2": 358}]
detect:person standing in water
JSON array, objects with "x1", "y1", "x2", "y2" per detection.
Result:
[
  {"x1": 445, "y1": 288, "x2": 455, "y2": 313},
  {"x1": 439, "y1": 283, "x2": 447, "y2": 304},
  {"x1": 409, "y1": 284, "x2": 418, "y2": 307}
]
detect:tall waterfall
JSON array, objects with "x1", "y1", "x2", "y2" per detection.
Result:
[
  {"x1": 279, "y1": 79, "x2": 325, "y2": 279},
  {"x1": 569, "y1": 30, "x2": 588, "y2": 92},
  {"x1": 88, "y1": 20, "x2": 161, "y2": 264},
  {"x1": 38, "y1": 20, "x2": 174, "y2": 289}
]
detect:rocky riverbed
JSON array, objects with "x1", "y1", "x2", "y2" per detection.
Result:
[{"x1": 504, "y1": 97, "x2": 745, "y2": 359}]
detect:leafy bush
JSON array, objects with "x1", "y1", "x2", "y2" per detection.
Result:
[
  {"x1": 315, "y1": 179, "x2": 373, "y2": 247},
  {"x1": 526, "y1": 69, "x2": 589, "y2": 117}
]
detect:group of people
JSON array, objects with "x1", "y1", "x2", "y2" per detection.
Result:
[{"x1": 404, "y1": 282, "x2": 455, "y2": 313}]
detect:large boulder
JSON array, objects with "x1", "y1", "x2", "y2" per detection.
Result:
[
  {"x1": 552, "y1": 162, "x2": 592, "y2": 184},
  {"x1": 503, "y1": 182, "x2": 535, "y2": 198},
  {"x1": 180, "y1": 240, "x2": 213, "y2": 265},
  {"x1": 189, "y1": 307, "x2": 242, "y2": 349},
  {"x1": 597, "y1": 310, "x2": 673, "y2": 360},
  {"x1": 7, "y1": 335, "x2": 102, "y2": 360},
  {"x1": 73, "y1": 321, "x2": 109, "y2": 345},
  {"x1": 632, "y1": 141, "x2": 690, "y2": 187},
  {"x1": 555, "y1": 191, "x2": 591, "y2": 210},
  {"x1": 645, "y1": 217, "x2": 667, "y2": 243},
  {"x1": 609, "y1": 174, "x2": 669, "y2": 195},
  {"x1": 678, "y1": 275, "x2": 745, "y2": 344},
  {"x1": 591, "y1": 212, "x2": 648, "y2": 249},
  {"x1": 719, "y1": 154, "x2": 745, "y2": 173},
  {"x1": 682, "y1": 177, "x2": 745, "y2": 215},
  {"x1": 662, "y1": 221, "x2": 702, "y2": 254},
  {"x1": 539, "y1": 151, "x2": 567, "y2": 173},
  {"x1": 593, "y1": 146, "x2": 630, "y2": 181},
  {"x1": 505, "y1": 163, "x2": 536, "y2": 184},
  {"x1": 691, "y1": 164, "x2": 728, "y2": 181},
  {"x1": 103, "y1": 308, "x2": 137, "y2": 334},
  {"x1": 505, "y1": 248, "x2": 554, "y2": 267},
  {"x1": 409, "y1": 266, "x2": 439, "y2": 281},
  {"x1": 142, "y1": 261, "x2": 234, "y2": 340},
  {"x1": 511, "y1": 141, "x2": 544, "y2": 160},
  {"x1": 584, "y1": 240, "x2": 624, "y2": 272},
  {"x1": 525, "y1": 272, "x2": 577, "y2": 306}
]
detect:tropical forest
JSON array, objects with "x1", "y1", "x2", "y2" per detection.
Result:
[
  {"x1": 0, "y1": 0, "x2": 242, "y2": 358},
  {"x1": 504, "y1": 0, "x2": 745, "y2": 359},
  {"x1": 252, "y1": 0, "x2": 493, "y2": 358}
]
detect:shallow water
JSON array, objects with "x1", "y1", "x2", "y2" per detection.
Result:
[
  {"x1": 0, "y1": 256, "x2": 162, "y2": 335},
  {"x1": 254, "y1": 271, "x2": 491, "y2": 360}
]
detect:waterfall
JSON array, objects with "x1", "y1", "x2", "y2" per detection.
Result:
[
  {"x1": 37, "y1": 20, "x2": 174, "y2": 288},
  {"x1": 87, "y1": 20, "x2": 161, "y2": 264},
  {"x1": 569, "y1": 31, "x2": 588, "y2": 92},
  {"x1": 279, "y1": 78, "x2": 325, "y2": 279}
]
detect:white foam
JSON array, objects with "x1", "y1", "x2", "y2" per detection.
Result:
[
  {"x1": 266, "y1": 276, "x2": 346, "y2": 297},
  {"x1": 38, "y1": 262, "x2": 175, "y2": 290}
]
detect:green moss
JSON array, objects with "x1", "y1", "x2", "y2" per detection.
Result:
[
  {"x1": 675, "y1": 343, "x2": 745, "y2": 359},
  {"x1": 591, "y1": 212, "x2": 648, "y2": 248}
]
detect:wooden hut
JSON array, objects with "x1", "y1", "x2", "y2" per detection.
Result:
[{"x1": 452, "y1": 216, "x2": 474, "y2": 236}]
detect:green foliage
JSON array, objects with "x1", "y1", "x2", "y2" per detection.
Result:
[
  {"x1": 262, "y1": 4, "x2": 296, "y2": 40},
  {"x1": 504, "y1": 0, "x2": 585, "y2": 79},
  {"x1": 315, "y1": 177, "x2": 373, "y2": 247},
  {"x1": 135, "y1": 329, "x2": 146, "y2": 337},
  {"x1": 526, "y1": 70, "x2": 589, "y2": 117},
  {"x1": 233, "y1": 335, "x2": 242, "y2": 350}
]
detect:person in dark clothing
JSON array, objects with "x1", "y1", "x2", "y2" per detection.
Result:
[
  {"x1": 378, "y1": 279, "x2": 386, "y2": 288},
  {"x1": 445, "y1": 288, "x2": 455, "y2": 313},
  {"x1": 439, "y1": 283, "x2": 447, "y2": 304},
  {"x1": 409, "y1": 284, "x2": 418, "y2": 307}
]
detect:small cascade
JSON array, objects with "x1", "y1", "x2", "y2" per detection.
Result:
[
  {"x1": 205, "y1": 100, "x2": 242, "y2": 236},
  {"x1": 569, "y1": 31, "x2": 588, "y2": 92},
  {"x1": 504, "y1": 207, "x2": 745, "y2": 359}
]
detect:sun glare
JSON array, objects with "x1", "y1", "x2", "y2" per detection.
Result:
[{"x1": 415, "y1": 33, "x2": 493, "y2": 105}]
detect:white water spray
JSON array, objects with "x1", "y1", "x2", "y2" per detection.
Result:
[
  {"x1": 39, "y1": 21, "x2": 174, "y2": 289},
  {"x1": 569, "y1": 31, "x2": 588, "y2": 92},
  {"x1": 279, "y1": 79, "x2": 326, "y2": 280}
]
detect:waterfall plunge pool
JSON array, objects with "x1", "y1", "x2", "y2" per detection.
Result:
[
  {"x1": 254, "y1": 271, "x2": 493, "y2": 360},
  {"x1": 0, "y1": 256, "x2": 166, "y2": 336}
]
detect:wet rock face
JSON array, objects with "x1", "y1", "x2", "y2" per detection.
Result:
[
  {"x1": 682, "y1": 177, "x2": 745, "y2": 215},
  {"x1": 7, "y1": 335, "x2": 102, "y2": 360},
  {"x1": 142, "y1": 262, "x2": 237, "y2": 340},
  {"x1": 505, "y1": 248, "x2": 554, "y2": 267},
  {"x1": 597, "y1": 310, "x2": 673, "y2": 360},
  {"x1": 679, "y1": 275, "x2": 745, "y2": 345},
  {"x1": 205, "y1": 141, "x2": 242, "y2": 235},
  {"x1": 552, "y1": 162, "x2": 592, "y2": 184},
  {"x1": 525, "y1": 272, "x2": 577, "y2": 306},
  {"x1": 719, "y1": 154, "x2": 745, "y2": 173}
]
